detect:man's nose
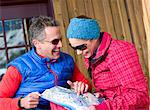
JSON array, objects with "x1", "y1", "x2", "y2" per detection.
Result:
[{"x1": 57, "y1": 40, "x2": 63, "y2": 47}]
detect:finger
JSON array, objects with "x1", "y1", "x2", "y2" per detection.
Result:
[
  {"x1": 80, "y1": 83, "x2": 85, "y2": 94},
  {"x1": 27, "y1": 100, "x2": 39, "y2": 106},
  {"x1": 29, "y1": 98, "x2": 40, "y2": 102},
  {"x1": 30, "y1": 104, "x2": 38, "y2": 108},
  {"x1": 27, "y1": 99, "x2": 39, "y2": 108},
  {"x1": 76, "y1": 82, "x2": 82, "y2": 96},
  {"x1": 89, "y1": 105, "x2": 96, "y2": 110},
  {"x1": 28, "y1": 103, "x2": 39, "y2": 109},
  {"x1": 29, "y1": 101, "x2": 39, "y2": 105},
  {"x1": 94, "y1": 93, "x2": 100, "y2": 98},
  {"x1": 31, "y1": 92, "x2": 41, "y2": 97},
  {"x1": 29, "y1": 92, "x2": 41, "y2": 99},
  {"x1": 27, "y1": 95, "x2": 40, "y2": 102},
  {"x1": 84, "y1": 84, "x2": 88, "y2": 92},
  {"x1": 67, "y1": 80, "x2": 74, "y2": 88},
  {"x1": 74, "y1": 81, "x2": 78, "y2": 93}
]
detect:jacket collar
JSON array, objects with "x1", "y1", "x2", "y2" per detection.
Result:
[
  {"x1": 84, "y1": 32, "x2": 112, "y2": 67},
  {"x1": 94, "y1": 32, "x2": 112, "y2": 59}
]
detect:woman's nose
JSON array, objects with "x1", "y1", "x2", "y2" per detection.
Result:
[{"x1": 76, "y1": 49, "x2": 83, "y2": 55}]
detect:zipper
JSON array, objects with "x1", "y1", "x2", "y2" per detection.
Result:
[{"x1": 46, "y1": 63, "x2": 58, "y2": 86}]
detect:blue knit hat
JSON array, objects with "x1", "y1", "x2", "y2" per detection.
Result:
[{"x1": 67, "y1": 18, "x2": 100, "y2": 40}]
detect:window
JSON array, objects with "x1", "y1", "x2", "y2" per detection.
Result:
[
  {"x1": 0, "y1": 0, "x2": 54, "y2": 76},
  {"x1": 0, "y1": 18, "x2": 31, "y2": 74}
]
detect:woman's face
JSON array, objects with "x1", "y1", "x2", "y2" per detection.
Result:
[{"x1": 68, "y1": 38, "x2": 96, "y2": 58}]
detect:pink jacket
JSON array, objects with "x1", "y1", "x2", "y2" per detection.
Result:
[{"x1": 84, "y1": 32, "x2": 149, "y2": 110}]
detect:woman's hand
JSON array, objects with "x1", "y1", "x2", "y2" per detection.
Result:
[
  {"x1": 88, "y1": 105, "x2": 96, "y2": 110},
  {"x1": 67, "y1": 80, "x2": 88, "y2": 95}
]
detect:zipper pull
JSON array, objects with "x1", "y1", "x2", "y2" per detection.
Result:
[{"x1": 47, "y1": 63, "x2": 50, "y2": 69}]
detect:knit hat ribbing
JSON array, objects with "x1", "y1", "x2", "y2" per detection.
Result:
[{"x1": 67, "y1": 18, "x2": 100, "y2": 40}]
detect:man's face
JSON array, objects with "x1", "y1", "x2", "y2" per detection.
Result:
[
  {"x1": 34, "y1": 26, "x2": 62, "y2": 60},
  {"x1": 69, "y1": 38, "x2": 95, "y2": 58}
]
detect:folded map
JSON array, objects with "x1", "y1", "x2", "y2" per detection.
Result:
[{"x1": 41, "y1": 86, "x2": 103, "y2": 110}]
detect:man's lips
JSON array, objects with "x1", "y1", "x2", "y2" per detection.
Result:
[
  {"x1": 52, "y1": 50, "x2": 60, "y2": 55},
  {"x1": 53, "y1": 50, "x2": 60, "y2": 52}
]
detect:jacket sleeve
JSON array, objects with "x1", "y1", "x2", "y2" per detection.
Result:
[
  {"x1": 106, "y1": 44, "x2": 149, "y2": 109},
  {"x1": 95, "y1": 101, "x2": 109, "y2": 110},
  {"x1": 50, "y1": 102, "x2": 67, "y2": 110},
  {"x1": 71, "y1": 63, "x2": 92, "y2": 90},
  {"x1": 0, "y1": 66, "x2": 22, "y2": 110}
]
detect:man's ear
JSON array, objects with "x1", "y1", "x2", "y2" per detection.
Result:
[{"x1": 32, "y1": 39, "x2": 40, "y2": 48}]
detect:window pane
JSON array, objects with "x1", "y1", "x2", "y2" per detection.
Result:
[
  {"x1": 0, "y1": 50, "x2": 7, "y2": 69},
  {"x1": 0, "y1": 21, "x2": 3, "y2": 36},
  {"x1": 5, "y1": 19, "x2": 25, "y2": 47},
  {"x1": 0, "y1": 21, "x2": 4, "y2": 48},
  {"x1": 0, "y1": 37, "x2": 4, "y2": 48},
  {"x1": 0, "y1": 68, "x2": 7, "y2": 76},
  {"x1": 8, "y1": 47, "x2": 26, "y2": 61}
]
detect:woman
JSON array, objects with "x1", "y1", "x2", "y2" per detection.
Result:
[{"x1": 66, "y1": 15, "x2": 149, "y2": 110}]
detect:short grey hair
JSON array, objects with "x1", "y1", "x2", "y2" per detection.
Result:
[{"x1": 29, "y1": 16, "x2": 59, "y2": 42}]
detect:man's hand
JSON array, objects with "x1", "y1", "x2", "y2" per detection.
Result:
[
  {"x1": 20, "y1": 92, "x2": 41, "y2": 109},
  {"x1": 67, "y1": 80, "x2": 88, "y2": 95}
]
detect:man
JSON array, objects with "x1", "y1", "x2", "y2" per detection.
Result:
[
  {"x1": 66, "y1": 15, "x2": 149, "y2": 110},
  {"x1": 0, "y1": 16, "x2": 91, "y2": 110}
]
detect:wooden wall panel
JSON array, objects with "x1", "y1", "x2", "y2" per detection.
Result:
[
  {"x1": 84, "y1": 0, "x2": 95, "y2": 17},
  {"x1": 92, "y1": 0, "x2": 108, "y2": 33},
  {"x1": 101, "y1": 0, "x2": 116, "y2": 38},
  {"x1": 110, "y1": 0, "x2": 132, "y2": 41},
  {"x1": 142, "y1": 0, "x2": 150, "y2": 87},
  {"x1": 125, "y1": 0, "x2": 148, "y2": 76},
  {"x1": 52, "y1": 0, "x2": 149, "y2": 83}
]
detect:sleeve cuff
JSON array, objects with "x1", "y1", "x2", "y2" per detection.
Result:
[
  {"x1": 95, "y1": 102, "x2": 109, "y2": 110},
  {"x1": 12, "y1": 98, "x2": 21, "y2": 110}
]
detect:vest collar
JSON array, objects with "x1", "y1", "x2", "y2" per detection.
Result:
[{"x1": 30, "y1": 47, "x2": 54, "y2": 64}]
